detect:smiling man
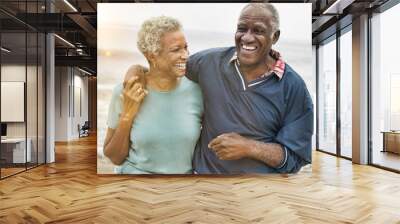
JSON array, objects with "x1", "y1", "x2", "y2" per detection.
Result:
[
  {"x1": 186, "y1": 3, "x2": 314, "y2": 174},
  {"x1": 125, "y1": 3, "x2": 313, "y2": 174}
]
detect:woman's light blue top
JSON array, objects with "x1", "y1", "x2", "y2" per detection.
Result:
[{"x1": 107, "y1": 77, "x2": 203, "y2": 174}]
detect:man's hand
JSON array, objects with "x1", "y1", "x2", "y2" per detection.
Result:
[
  {"x1": 208, "y1": 132, "x2": 253, "y2": 160},
  {"x1": 208, "y1": 132, "x2": 285, "y2": 168},
  {"x1": 269, "y1": 49, "x2": 281, "y2": 60},
  {"x1": 123, "y1": 65, "x2": 148, "y2": 88}
]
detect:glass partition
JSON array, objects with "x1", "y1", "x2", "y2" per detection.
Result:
[
  {"x1": 27, "y1": 31, "x2": 38, "y2": 169},
  {"x1": 0, "y1": 1, "x2": 46, "y2": 179},
  {"x1": 38, "y1": 32, "x2": 45, "y2": 165},
  {"x1": 1, "y1": 30, "x2": 28, "y2": 178}
]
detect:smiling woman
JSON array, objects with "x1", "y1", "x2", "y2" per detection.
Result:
[{"x1": 102, "y1": 16, "x2": 203, "y2": 174}]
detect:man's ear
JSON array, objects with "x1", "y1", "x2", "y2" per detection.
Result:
[{"x1": 272, "y1": 30, "x2": 280, "y2": 44}]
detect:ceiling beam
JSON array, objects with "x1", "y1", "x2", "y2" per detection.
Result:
[
  {"x1": 322, "y1": 0, "x2": 356, "y2": 14},
  {"x1": 55, "y1": 55, "x2": 96, "y2": 73},
  {"x1": 67, "y1": 13, "x2": 97, "y2": 39},
  {"x1": 312, "y1": 15, "x2": 335, "y2": 33}
]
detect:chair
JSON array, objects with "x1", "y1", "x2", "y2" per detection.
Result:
[{"x1": 79, "y1": 121, "x2": 90, "y2": 138}]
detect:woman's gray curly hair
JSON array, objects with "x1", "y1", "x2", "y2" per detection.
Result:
[{"x1": 137, "y1": 16, "x2": 182, "y2": 55}]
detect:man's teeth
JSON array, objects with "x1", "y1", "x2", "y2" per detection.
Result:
[
  {"x1": 176, "y1": 63, "x2": 186, "y2": 69},
  {"x1": 242, "y1": 45, "x2": 256, "y2": 51}
]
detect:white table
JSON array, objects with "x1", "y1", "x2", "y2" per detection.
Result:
[{"x1": 1, "y1": 138, "x2": 32, "y2": 163}]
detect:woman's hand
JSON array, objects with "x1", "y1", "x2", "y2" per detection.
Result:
[{"x1": 121, "y1": 76, "x2": 148, "y2": 121}]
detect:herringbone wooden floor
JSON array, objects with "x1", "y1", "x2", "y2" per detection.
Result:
[{"x1": 1, "y1": 134, "x2": 400, "y2": 223}]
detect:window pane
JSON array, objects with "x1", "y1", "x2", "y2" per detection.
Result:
[
  {"x1": 371, "y1": 3, "x2": 400, "y2": 171},
  {"x1": 340, "y1": 29, "x2": 352, "y2": 158},
  {"x1": 318, "y1": 37, "x2": 337, "y2": 154}
]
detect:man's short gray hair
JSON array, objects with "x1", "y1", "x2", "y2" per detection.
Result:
[
  {"x1": 243, "y1": 3, "x2": 280, "y2": 32},
  {"x1": 137, "y1": 16, "x2": 182, "y2": 55}
]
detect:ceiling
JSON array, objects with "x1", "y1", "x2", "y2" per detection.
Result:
[
  {"x1": 0, "y1": 0, "x2": 393, "y2": 76},
  {"x1": 1, "y1": 0, "x2": 98, "y2": 74}
]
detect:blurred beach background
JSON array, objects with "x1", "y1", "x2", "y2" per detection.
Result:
[{"x1": 97, "y1": 3, "x2": 314, "y2": 174}]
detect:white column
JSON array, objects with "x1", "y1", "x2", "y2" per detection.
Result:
[
  {"x1": 46, "y1": 33, "x2": 55, "y2": 163},
  {"x1": 45, "y1": 0, "x2": 56, "y2": 163},
  {"x1": 352, "y1": 14, "x2": 369, "y2": 164}
]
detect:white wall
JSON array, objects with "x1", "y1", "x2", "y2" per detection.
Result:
[
  {"x1": 55, "y1": 67, "x2": 89, "y2": 141},
  {"x1": 1, "y1": 65, "x2": 31, "y2": 138},
  {"x1": 55, "y1": 67, "x2": 69, "y2": 141},
  {"x1": 72, "y1": 72, "x2": 89, "y2": 138}
]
